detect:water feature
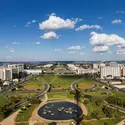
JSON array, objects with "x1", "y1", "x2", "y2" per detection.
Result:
[{"x1": 38, "y1": 101, "x2": 83, "y2": 120}]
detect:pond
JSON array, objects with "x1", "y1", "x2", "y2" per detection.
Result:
[{"x1": 38, "y1": 101, "x2": 83, "y2": 120}]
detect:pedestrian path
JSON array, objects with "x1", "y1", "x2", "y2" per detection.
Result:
[{"x1": 0, "y1": 110, "x2": 19, "y2": 125}]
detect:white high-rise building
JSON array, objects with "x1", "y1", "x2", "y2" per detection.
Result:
[
  {"x1": 0, "y1": 68, "x2": 12, "y2": 80},
  {"x1": 8, "y1": 64, "x2": 24, "y2": 73},
  {"x1": 93, "y1": 63, "x2": 99, "y2": 69},
  {"x1": 100, "y1": 66, "x2": 121, "y2": 79}
]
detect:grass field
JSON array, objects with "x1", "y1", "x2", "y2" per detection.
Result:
[
  {"x1": 77, "y1": 79, "x2": 98, "y2": 89},
  {"x1": 83, "y1": 118, "x2": 123, "y2": 125},
  {"x1": 15, "y1": 123, "x2": 29, "y2": 125},
  {"x1": 38, "y1": 75, "x2": 83, "y2": 89},
  {"x1": 48, "y1": 92, "x2": 74, "y2": 100},
  {"x1": 23, "y1": 79, "x2": 44, "y2": 90},
  {"x1": 16, "y1": 104, "x2": 38, "y2": 122}
]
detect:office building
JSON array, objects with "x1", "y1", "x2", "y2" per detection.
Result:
[{"x1": 100, "y1": 66, "x2": 121, "y2": 79}]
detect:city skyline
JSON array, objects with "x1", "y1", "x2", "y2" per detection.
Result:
[{"x1": 1, "y1": 0, "x2": 125, "y2": 61}]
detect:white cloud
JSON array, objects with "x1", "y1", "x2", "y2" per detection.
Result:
[
  {"x1": 27, "y1": 22, "x2": 31, "y2": 25},
  {"x1": 68, "y1": 51, "x2": 76, "y2": 54},
  {"x1": 108, "y1": 50, "x2": 112, "y2": 54},
  {"x1": 9, "y1": 48, "x2": 15, "y2": 53},
  {"x1": 98, "y1": 17, "x2": 103, "y2": 19},
  {"x1": 93, "y1": 45, "x2": 109, "y2": 53},
  {"x1": 40, "y1": 31, "x2": 60, "y2": 39},
  {"x1": 32, "y1": 20, "x2": 37, "y2": 23},
  {"x1": 5, "y1": 45, "x2": 9, "y2": 48},
  {"x1": 75, "y1": 24, "x2": 102, "y2": 31},
  {"x1": 82, "y1": 46, "x2": 85, "y2": 48},
  {"x1": 112, "y1": 19, "x2": 122, "y2": 24},
  {"x1": 13, "y1": 42, "x2": 19, "y2": 44},
  {"x1": 25, "y1": 20, "x2": 37, "y2": 27},
  {"x1": 35, "y1": 42, "x2": 40, "y2": 44},
  {"x1": 50, "y1": 13, "x2": 56, "y2": 16},
  {"x1": 90, "y1": 32, "x2": 125, "y2": 46},
  {"x1": 116, "y1": 11, "x2": 125, "y2": 14},
  {"x1": 80, "y1": 52, "x2": 84, "y2": 55},
  {"x1": 54, "y1": 49, "x2": 63, "y2": 52},
  {"x1": 68, "y1": 46, "x2": 81, "y2": 50},
  {"x1": 116, "y1": 49, "x2": 125, "y2": 55},
  {"x1": 39, "y1": 14, "x2": 80, "y2": 30}
]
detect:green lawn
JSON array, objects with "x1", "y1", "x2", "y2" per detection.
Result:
[
  {"x1": 4, "y1": 91, "x2": 36, "y2": 98},
  {"x1": 78, "y1": 79, "x2": 98, "y2": 89},
  {"x1": 15, "y1": 123, "x2": 29, "y2": 125},
  {"x1": 85, "y1": 100, "x2": 106, "y2": 118},
  {"x1": 38, "y1": 75, "x2": 55, "y2": 83},
  {"x1": 86, "y1": 91, "x2": 109, "y2": 100},
  {"x1": 111, "y1": 90, "x2": 125, "y2": 99},
  {"x1": 83, "y1": 118, "x2": 123, "y2": 125},
  {"x1": 23, "y1": 79, "x2": 44, "y2": 90},
  {"x1": 16, "y1": 104, "x2": 38, "y2": 122},
  {"x1": 34, "y1": 123, "x2": 46, "y2": 125},
  {"x1": 50, "y1": 75, "x2": 82, "y2": 89},
  {"x1": 0, "y1": 94, "x2": 11, "y2": 108},
  {"x1": 38, "y1": 75, "x2": 83, "y2": 89},
  {"x1": 48, "y1": 92, "x2": 74, "y2": 100}
]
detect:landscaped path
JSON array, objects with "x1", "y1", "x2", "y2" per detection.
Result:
[
  {"x1": 29, "y1": 93, "x2": 48, "y2": 125},
  {"x1": 0, "y1": 110, "x2": 19, "y2": 125},
  {"x1": 117, "y1": 119, "x2": 125, "y2": 125}
]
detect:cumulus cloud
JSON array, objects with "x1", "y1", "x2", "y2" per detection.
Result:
[
  {"x1": 68, "y1": 51, "x2": 76, "y2": 54},
  {"x1": 98, "y1": 17, "x2": 103, "y2": 19},
  {"x1": 9, "y1": 48, "x2": 15, "y2": 52},
  {"x1": 32, "y1": 20, "x2": 37, "y2": 23},
  {"x1": 13, "y1": 42, "x2": 19, "y2": 44},
  {"x1": 90, "y1": 32, "x2": 125, "y2": 46},
  {"x1": 112, "y1": 19, "x2": 122, "y2": 24},
  {"x1": 40, "y1": 31, "x2": 60, "y2": 39},
  {"x1": 116, "y1": 49, "x2": 125, "y2": 55},
  {"x1": 39, "y1": 14, "x2": 81, "y2": 30},
  {"x1": 54, "y1": 49, "x2": 63, "y2": 52},
  {"x1": 35, "y1": 42, "x2": 40, "y2": 44},
  {"x1": 116, "y1": 11, "x2": 125, "y2": 14},
  {"x1": 93, "y1": 45, "x2": 109, "y2": 53},
  {"x1": 68, "y1": 46, "x2": 81, "y2": 50},
  {"x1": 75, "y1": 24, "x2": 102, "y2": 31},
  {"x1": 25, "y1": 20, "x2": 37, "y2": 27}
]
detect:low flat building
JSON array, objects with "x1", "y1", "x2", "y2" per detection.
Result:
[{"x1": 24, "y1": 69, "x2": 42, "y2": 74}]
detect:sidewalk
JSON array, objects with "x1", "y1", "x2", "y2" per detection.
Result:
[{"x1": 0, "y1": 110, "x2": 19, "y2": 125}]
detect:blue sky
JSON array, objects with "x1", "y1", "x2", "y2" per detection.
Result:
[{"x1": 1, "y1": 0, "x2": 125, "y2": 61}]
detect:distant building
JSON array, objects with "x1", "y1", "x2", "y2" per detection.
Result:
[
  {"x1": 100, "y1": 66, "x2": 121, "y2": 79},
  {"x1": 24, "y1": 69, "x2": 42, "y2": 74},
  {"x1": 43, "y1": 64, "x2": 53, "y2": 68},
  {"x1": 8, "y1": 64, "x2": 24, "y2": 73},
  {"x1": 93, "y1": 63, "x2": 99, "y2": 69},
  {"x1": 122, "y1": 67, "x2": 125, "y2": 77},
  {"x1": 99, "y1": 63, "x2": 106, "y2": 68},
  {"x1": 0, "y1": 68, "x2": 12, "y2": 81},
  {"x1": 109, "y1": 62, "x2": 118, "y2": 67}
]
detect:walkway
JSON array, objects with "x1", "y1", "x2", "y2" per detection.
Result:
[
  {"x1": 117, "y1": 119, "x2": 125, "y2": 125},
  {"x1": 29, "y1": 93, "x2": 48, "y2": 125},
  {"x1": 0, "y1": 110, "x2": 19, "y2": 125}
]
